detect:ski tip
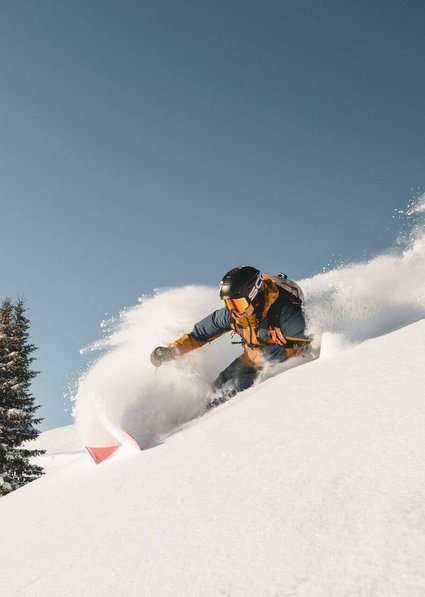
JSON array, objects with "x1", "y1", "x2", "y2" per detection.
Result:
[
  {"x1": 86, "y1": 444, "x2": 120, "y2": 465},
  {"x1": 121, "y1": 431, "x2": 142, "y2": 450},
  {"x1": 86, "y1": 431, "x2": 141, "y2": 464}
]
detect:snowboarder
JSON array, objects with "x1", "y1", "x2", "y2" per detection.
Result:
[{"x1": 150, "y1": 266, "x2": 310, "y2": 406}]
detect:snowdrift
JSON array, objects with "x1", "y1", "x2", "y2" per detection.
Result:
[{"x1": 0, "y1": 319, "x2": 424, "y2": 596}]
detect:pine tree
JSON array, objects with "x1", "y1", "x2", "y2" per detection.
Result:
[{"x1": 0, "y1": 298, "x2": 45, "y2": 496}]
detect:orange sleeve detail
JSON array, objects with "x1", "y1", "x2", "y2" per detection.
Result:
[
  {"x1": 168, "y1": 334, "x2": 206, "y2": 355},
  {"x1": 169, "y1": 330, "x2": 229, "y2": 356}
]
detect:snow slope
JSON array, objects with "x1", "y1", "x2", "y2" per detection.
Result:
[
  {"x1": 1, "y1": 319, "x2": 425, "y2": 597},
  {"x1": 28, "y1": 424, "x2": 85, "y2": 474},
  {"x1": 1, "y1": 198, "x2": 424, "y2": 596}
]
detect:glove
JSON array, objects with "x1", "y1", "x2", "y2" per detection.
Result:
[{"x1": 150, "y1": 346, "x2": 175, "y2": 367}]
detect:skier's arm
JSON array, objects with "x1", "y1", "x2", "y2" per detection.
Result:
[
  {"x1": 168, "y1": 308, "x2": 232, "y2": 356},
  {"x1": 150, "y1": 308, "x2": 232, "y2": 366}
]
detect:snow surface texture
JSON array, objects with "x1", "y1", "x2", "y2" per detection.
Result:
[
  {"x1": 29, "y1": 425, "x2": 84, "y2": 474},
  {"x1": 1, "y1": 198, "x2": 424, "y2": 596},
  {"x1": 1, "y1": 320, "x2": 425, "y2": 596},
  {"x1": 74, "y1": 198, "x2": 425, "y2": 450}
]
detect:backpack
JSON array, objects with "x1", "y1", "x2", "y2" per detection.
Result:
[{"x1": 263, "y1": 272, "x2": 304, "y2": 305}]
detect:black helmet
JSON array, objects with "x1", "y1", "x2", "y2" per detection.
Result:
[{"x1": 219, "y1": 266, "x2": 264, "y2": 302}]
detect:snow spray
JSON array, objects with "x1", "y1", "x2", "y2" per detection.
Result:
[
  {"x1": 74, "y1": 286, "x2": 240, "y2": 447},
  {"x1": 302, "y1": 194, "x2": 425, "y2": 354},
  {"x1": 73, "y1": 196, "x2": 425, "y2": 447}
]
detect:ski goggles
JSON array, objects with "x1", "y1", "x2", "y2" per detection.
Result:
[{"x1": 224, "y1": 297, "x2": 251, "y2": 315}]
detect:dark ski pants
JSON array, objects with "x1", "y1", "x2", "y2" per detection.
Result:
[{"x1": 210, "y1": 356, "x2": 259, "y2": 406}]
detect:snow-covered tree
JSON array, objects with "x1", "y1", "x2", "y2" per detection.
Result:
[{"x1": 0, "y1": 298, "x2": 44, "y2": 496}]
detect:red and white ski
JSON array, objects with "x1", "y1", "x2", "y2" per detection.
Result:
[{"x1": 86, "y1": 431, "x2": 141, "y2": 464}]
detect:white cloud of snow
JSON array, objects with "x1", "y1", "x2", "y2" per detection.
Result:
[
  {"x1": 74, "y1": 286, "x2": 241, "y2": 447},
  {"x1": 73, "y1": 198, "x2": 425, "y2": 450}
]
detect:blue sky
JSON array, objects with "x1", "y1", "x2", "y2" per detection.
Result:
[{"x1": 1, "y1": 0, "x2": 424, "y2": 429}]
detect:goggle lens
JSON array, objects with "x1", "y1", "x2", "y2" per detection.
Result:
[{"x1": 224, "y1": 297, "x2": 250, "y2": 314}]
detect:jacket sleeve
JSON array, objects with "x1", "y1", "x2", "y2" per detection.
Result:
[{"x1": 169, "y1": 308, "x2": 232, "y2": 355}]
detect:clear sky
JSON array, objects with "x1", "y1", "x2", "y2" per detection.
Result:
[{"x1": 1, "y1": 0, "x2": 424, "y2": 430}]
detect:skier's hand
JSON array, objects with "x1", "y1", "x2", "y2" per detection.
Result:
[{"x1": 150, "y1": 346, "x2": 174, "y2": 367}]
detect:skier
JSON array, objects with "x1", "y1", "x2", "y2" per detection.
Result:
[{"x1": 150, "y1": 266, "x2": 310, "y2": 406}]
